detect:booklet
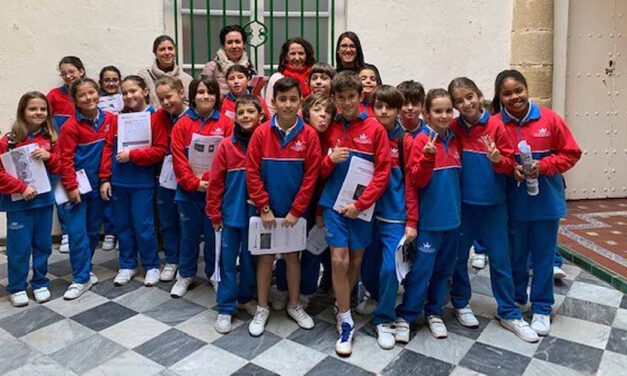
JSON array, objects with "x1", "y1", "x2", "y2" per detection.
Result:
[
  {"x1": 333, "y1": 156, "x2": 375, "y2": 222},
  {"x1": 188, "y1": 133, "x2": 222, "y2": 176},
  {"x1": 158, "y1": 155, "x2": 177, "y2": 190},
  {"x1": 54, "y1": 169, "x2": 92, "y2": 205},
  {"x1": 117, "y1": 112, "x2": 152, "y2": 151},
  {"x1": 210, "y1": 230, "x2": 222, "y2": 283},
  {"x1": 0, "y1": 143, "x2": 51, "y2": 201},
  {"x1": 248, "y1": 216, "x2": 307, "y2": 255},
  {"x1": 306, "y1": 225, "x2": 328, "y2": 255},
  {"x1": 395, "y1": 235, "x2": 415, "y2": 283}
]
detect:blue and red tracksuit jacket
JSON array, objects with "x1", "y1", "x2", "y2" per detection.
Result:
[
  {"x1": 450, "y1": 110, "x2": 516, "y2": 206},
  {"x1": 359, "y1": 99, "x2": 374, "y2": 118},
  {"x1": 99, "y1": 109, "x2": 168, "y2": 189},
  {"x1": 246, "y1": 116, "x2": 321, "y2": 218},
  {"x1": 497, "y1": 101, "x2": 581, "y2": 221},
  {"x1": 59, "y1": 109, "x2": 116, "y2": 192},
  {"x1": 47, "y1": 86, "x2": 74, "y2": 131},
  {"x1": 402, "y1": 118, "x2": 425, "y2": 139},
  {"x1": 206, "y1": 134, "x2": 250, "y2": 228},
  {"x1": 319, "y1": 112, "x2": 391, "y2": 213},
  {"x1": 408, "y1": 125, "x2": 462, "y2": 231},
  {"x1": 0, "y1": 131, "x2": 62, "y2": 212},
  {"x1": 220, "y1": 92, "x2": 271, "y2": 123},
  {"x1": 375, "y1": 122, "x2": 418, "y2": 228},
  {"x1": 171, "y1": 108, "x2": 234, "y2": 202}
]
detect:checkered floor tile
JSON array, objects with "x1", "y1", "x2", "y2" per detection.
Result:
[{"x1": 0, "y1": 245, "x2": 625, "y2": 375}]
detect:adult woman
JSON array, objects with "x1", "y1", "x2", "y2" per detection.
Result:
[
  {"x1": 335, "y1": 31, "x2": 365, "y2": 73},
  {"x1": 264, "y1": 37, "x2": 315, "y2": 114},
  {"x1": 138, "y1": 35, "x2": 193, "y2": 109},
  {"x1": 201, "y1": 25, "x2": 256, "y2": 97}
]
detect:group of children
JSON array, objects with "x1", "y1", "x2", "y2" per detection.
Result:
[{"x1": 1, "y1": 42, "x2": 581, "y2": 358}]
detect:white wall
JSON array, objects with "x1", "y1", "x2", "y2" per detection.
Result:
[
  {"x1": 345, "y1": 0, "x2": 513, "y2": 100},
  {"x1": 0, "y1": 0, "x2": 165, "y2": 237}
]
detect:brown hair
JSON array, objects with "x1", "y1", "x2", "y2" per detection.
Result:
[
  {"x1": 302, "y1": 93, "x2": 336, "y2": 123},
  {"x1": 155, "y1": 76, "x2": 184, "y2": 92},
  {"x1": 371, "y1": 85, "x2": 403, "y2": 111},
  {"x1": 448, "y1": 77, "x2": 483, "y2": 101},
  {"x1": 397, "y1": 80, "x2": 425, "y2": 106},
  {"x1": 277, "y1": 37, "x2": 315, "y2": 73},
  {"x1": 70, "y1": 77, "x2": 99, "y2": 100},
  {"x1": 189, "y1": 75, "x2": 221, "y2": 110},
  {"x1": 332, "y1": 71, "x2": 362, "y2": 95},
  {"x1": 12, "y1": 92, "x2": 57, "y2": 144},
  {"x1": 424, "y1": 88, "x2": 452, "y2": 113}
]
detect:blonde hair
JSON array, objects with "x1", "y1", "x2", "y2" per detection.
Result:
[
  {"x1": 12, "y1": 91, "x2": 57, "y2": 144},
  {"x1": 155, "y1": 76, "x2": 184, "y2": 92}
]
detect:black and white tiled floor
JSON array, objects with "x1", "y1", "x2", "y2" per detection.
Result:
[{"x1": 0, "y1": 246, "x2": 625, "y2": 376}]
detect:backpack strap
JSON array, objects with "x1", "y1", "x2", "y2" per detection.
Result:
[{"x1": 396, "y1": 130, "x2": 408, "y2": 178}]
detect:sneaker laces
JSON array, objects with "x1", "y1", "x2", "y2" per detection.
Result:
[
  {"x1": 253, "y1": 309, "x2": 269, "y2": 324},
  {"x1": 339, "y1": 322, "x2": 352, "y2": 342},
  {"x1": 104, "y1": 235, "x2": 116, "y2": 242},
  {"x1": 67, "y1": 282, "x2": 83, "y2": 292},
  {"x1": 164, "y1": 264, "x2": 177, "y2": 272},
  {"x1": 379, "y1": 324, "x2": 395, "y2": 334},
  {"x1": 291, "y1": 305, "x2": 309, "y2": 321}
]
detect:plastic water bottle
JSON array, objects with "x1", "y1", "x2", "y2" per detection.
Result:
[{"x1": 517, "y1": 140, "x2": 539, "y2": 196}]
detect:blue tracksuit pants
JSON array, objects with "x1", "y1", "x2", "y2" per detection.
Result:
[
  {"x1": 473, "y1": 240, "x2": 486, "y2": 255},
  {"x1": 449, "y1": 203, "x2": 521, "y2": 320},
  {"x1": 6, "y1": 206, "x2": 53, "y2": 294},
  {"x1": 113, "y1": 186, "x2": 161, "y2": 271},
  {"x1": 103, "y1": 199, "x2": 115, "y2": 235},
  {"x1": 217, "y1": 225, "x2": 256, "y2": 314},
  {"x1": 61, "y1": 190, "x2": 105, "y2": 283},
  {"x1": 360, "y1": 234, "x2": 383, "y2": 301},
  {"x1": 510, "y1": 219, "x2": 559, "y2": 315},
  {"x1": 372, "y1": 221, "x2": 405, "y2": 325},
  {"x1": 396, "y1": 228, "x2": 459, "y2": 322},
  {"x1": 157, "y1": 186, "x2": 180, "y2": 265},
  {"x1": 177, "y1": 200, "x2": 215, "y2": 279}
]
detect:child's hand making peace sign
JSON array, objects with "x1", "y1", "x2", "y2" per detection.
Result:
[
  {"x1": 481, "y1": 135, "x2": 501, "y2": 163},
  {"x1": 423, "y1": 132, "x2": 438, "y2": 154}
]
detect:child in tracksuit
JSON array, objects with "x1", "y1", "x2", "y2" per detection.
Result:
[
  {"x1": 170, "y1": 76, "x2": 233, "y2": 298},
  {"x1": 365, "y1": 86, "x2": 418, "y2": 350},
  {"x1": 319, "y1": 71, "x2": 391, "y2": 356},
  {"x1": 358, "y1": 64, "x2": 380, "y2": 117},
  {"x1": 99, "y1": 76, "x2": 168, "y2": 288},
  {"x1": 59, "y1": 78, "x2": 116, "y2": 300},
  {"x1": 207, "y1": 94, "x2": 262, "y2": 334},
  {"x1": 153, "y1": 76, "x2": 189, "y2": 282},
  {"x1": 0, "y1": 92, "x2": 61, "y2": 307},
  {"x1": 273, "y1": 93, "x2": 337, "y2": 310},
  {"x1": 446, "y1": 77, "x2": 538, "y2": 343},
  {"x1": 396, "y1": 80, "x2": 426, "y2": 138},
  {"x1": 220, "y1": 64, "x2": 271, "y2": 122},
  {"x1": 493, "y1": 70, "x2": 581, "y2": 336},
  {"x1": 47, "y1": 56, "x2": 86, "y2": 254},
  {"x1": 395, "y1": 88, "x2": 460, "y2": 339},
  {"x1": 246, "y1": 77, "x2": 321, "y2": 337}
]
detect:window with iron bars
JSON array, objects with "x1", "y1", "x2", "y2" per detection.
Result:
[{"x1": 164, "y1": 0, "x2": 345, "y2": 77}]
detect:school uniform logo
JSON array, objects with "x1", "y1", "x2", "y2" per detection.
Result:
[
  {"x1": 8, "y1": 221, "x2": 24, "y2": 231},
  {"x1": 390, "y1": 147, "x2": 399, "y2": 159},
  {"x1": 533, "y1": 127, "x2": 551, "y2": 138},
  {"x1": 290, "y1": 140, "x2": 306, "y2": 152},
  {"x1": 354, "y1": 133, "x2": 372, "y2": 145},
  {"x1": 211, "y1": 127, "x2": 224, "y2": 136},
  {"x1": 418, "y1": 241, "x2": 435, "y2": 253}
]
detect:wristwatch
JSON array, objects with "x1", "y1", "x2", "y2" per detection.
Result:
[{"x1": 261, "y1": 205, "x2": 271, "y2": 214}]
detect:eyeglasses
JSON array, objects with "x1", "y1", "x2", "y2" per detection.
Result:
[
  {"x1": 59, "y1": 70, "x2": 79, "y2": 78},
  {"x1": 102, "y1": 78, "x2": 120, "y2": 83},
  {"x1": 339, "y1": 44, "x2": 357, "y2": 51}
]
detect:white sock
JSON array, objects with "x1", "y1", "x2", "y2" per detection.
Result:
[{"x1": 339, "y1": 310, "x2": 354, "y2": 327}]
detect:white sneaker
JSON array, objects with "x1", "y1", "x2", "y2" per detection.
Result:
[
  {"x1": 170, "y1": 275, "x2": 193, "y2": 298},
  {"x1": 59, "y1": 234, "x2": 69, "y2": 253},
  {"x1": 160, "y1": 264, "x2": 178, "y2": 282},
  {"x1": 102, "y1": 235, "x2": 117, "y2": 251},
  {"x1": 63, "y1": 281, "x2": 93, "y2": 300},
  {"x1": 335, "y1": 322, "x2": 355, "y2": 357},
  {"x1": 33, "y1": 287, "x2": 51, "y2": 304},
  {"x1": 287, "y1": 305, "x2": 314, "y2": 329},
  {"x1": 455, "y1": 306, "x2": 479, "y2": 328},
  {"x1": 355, "y1": 295, "x2": 378, "y2": 315},
  {"x1": 377, "y1": 323, "x2": 396, "y2": 350},
  {"x1": 471, "y1": 253, "x2": 487, "y2": 269},
  {"x1": 531, "y1": 313, "x2": 551, "y2": 336},
  {"x1": 144, "y1": 268, "x2": 161, "y2": 287},
  {"x1": 249, "y1": 306, "x2": 270, "y2": 336},
  {"x1": 299, "y1": 294, "x2": 314, "y2": 310},
  {"x1": 114, "y1": 269, "x2": 136, "y2": 286},
  {"x1": 214, "y1": 314, "x2": 232, "y2": 334},
  {"x1": 10, "y1": 291, "x2": 28, "y2": 307},
  {"x1": 394, "y1": 318, "x2": 410, "y2": 343},
  {"x1": 270, "y1": 286, "x2": 288, "y2": 311},
  {"x1": 427, "y1": 315, "x2": 448, "y2": 339},
  {"x1": 500, "y1": 318, "x2": 539, "y2": 343},
  {"x1": 553, "y1": 266, "x2": 566, "y2": 280},
  {"x1": 237, "y1": 299, "x2": 258, "y2": 316},
  {"x1": 90, "y1": 272, "x2": 99, "y2": 285}
]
